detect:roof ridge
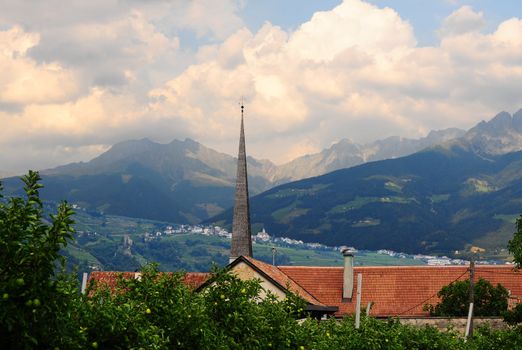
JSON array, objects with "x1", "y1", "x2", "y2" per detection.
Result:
[
  {"x1": 279, "y1": 265, "x2": 515, "y2": 269},
  {"x1": 242, "y1": 256, "x2": 324, "y2": 305}
]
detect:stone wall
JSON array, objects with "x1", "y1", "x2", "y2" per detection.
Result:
[{"x1": 395, "y1": 317, "x2": 507, "y2": 334}]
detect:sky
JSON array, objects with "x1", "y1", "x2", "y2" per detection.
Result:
[{"x1": 1, "y1": 0, "x2": 522, "y2": 173}]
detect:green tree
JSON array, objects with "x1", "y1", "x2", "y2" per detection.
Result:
[
  {"x1": 503, "y1": 303, "x2": 522, "y2": 326},
  {"x1": 201, "y1": 266, "x2": 306, "y2": 349},
  {"x1": 0, "y1": 171, "x2": 83, "y2": 349},
  {"x1": 425, "y1": 278, "x2": 509, "y2": 316},
  {"x1": 508, "y1": 215, "x2": 522, "y2": 268},
  {"x1": 82, "y1": 264, "x2": 213, "y2": 349}
]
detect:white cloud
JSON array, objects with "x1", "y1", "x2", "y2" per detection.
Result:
[
  {"x1": 0, "y1": 26, "x2": 81, "y2": 105},
  {"x1": 1, "y1": 0, "x2": 522, "y2": 172},
  {"x1": 438, "y1": 6, "x2": 486, "y2": 38},
  {"x1": 169, "y1": 0, "x2": 245, "y2": 40},
  {"x1": 148, "y1": 0, "x2": 522, "y2": 164},
  {"x1": 286, "y1": 0, "x2": 416, "y2": 62}
]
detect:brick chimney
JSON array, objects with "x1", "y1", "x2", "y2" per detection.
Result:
[{"x1": 342, "y1": 249, "x2": 354, "y2": 300}]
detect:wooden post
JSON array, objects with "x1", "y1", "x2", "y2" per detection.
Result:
[
  {"x1": 468, "y1": 258, "x2": 475, "y2": 337},
  {"x1": 355, "y1": 273, "x2": 362, "y2": 329},
  {"x1": 81, "y1": 272, "x2": 88, "y2": 294}
]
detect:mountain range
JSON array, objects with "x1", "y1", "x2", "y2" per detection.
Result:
[
  {"x1": 2, "y1": 109, "x2": 522, "y2": 255},
  {"x1": 0, "y1": 115, "x2": 477, "y2": 223},
  {"x1": 213, "y1": 139, "x2": 522, "y2": 255}
]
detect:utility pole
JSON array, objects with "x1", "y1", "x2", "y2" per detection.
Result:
[
  {"x1": 467, "y1": 258, "x2": 475, "y2": 338},
  {"x1": 271, "y1": 247, "x2": 276, "y2": 266},
  {"x1": 81, "y1": 272, "x2": 88, "y2": 294},
  {"x1": 355, "y1": 273, "x2": 362, "y2": 329}
]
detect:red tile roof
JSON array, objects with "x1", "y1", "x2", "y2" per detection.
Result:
[
  {"x1": 88, "y1": 271, "x2": 136, "y2": 289},
  {"x1": 279, "y1": 265, "x2": 522, "y2": 317},
  {"x1": 240, "y1": 256, "x2": 324, "y2": 306},
  {"x1": 86, "y1": 263, "x2": 522, "y2": 318},
  {"x1": 183, "y1": 272, "x2": 211, "y2": 289},
  {"x1": 88, "y1": 271, "x2": 210, "y2": 290}
]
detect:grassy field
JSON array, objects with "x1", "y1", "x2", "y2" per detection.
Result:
[
  {"x1": 65, "y1": 227, "x2": 425, "y2": 273},
  {"x1": 63, "y1": 210, "x2": 513, "y2": 273}
]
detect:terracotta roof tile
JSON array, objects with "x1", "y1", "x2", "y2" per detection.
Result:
[
  {"x1": 241, "y1": 256, "x2": 324, "y2": 306},
  {"x1": 87, "y1": 271, "x2": 210, "y2": 291},
  {"x1": 87, "y1": 264, "x2": 522, "y2": 317},
  {"x1": 183, "y1": 272, "x2": 211, "y2": 289},
  {"x1": 279, "y1": 265, "x2": 522, "y2": 317},
  {"x1": 88, "y1": 271, "x2": 136, "y2": 289}
]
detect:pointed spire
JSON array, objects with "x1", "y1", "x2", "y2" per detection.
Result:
[{"x1": 230, "y1": 101, "x2": 252, "y2": 261}]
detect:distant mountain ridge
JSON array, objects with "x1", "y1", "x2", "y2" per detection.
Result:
[
  {"x1": 271, "y1": 127, "x2": 466, "y2": 183},
  {"x1": 463, "y1": 109, "x2": 522, "y2": 155},
  {"x1": 45, "y1": 137, "x2": 273, "y2": 192},
  {"x1": 0, "y1": 171, "x2": 14, "y2": 179},
  {"x1": 3, "y1": 109, "x2": 522, "y2": 226},
  {"x1": 31, "y1": 137, "x2": 277, "y2": 223},
  {"x1": 272, "y1": 109, "x2": 522, "y2": 183}
]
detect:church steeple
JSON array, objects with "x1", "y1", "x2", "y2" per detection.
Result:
[{"x1": 230, "y1": 102, "x2": 252, "y2": 262}]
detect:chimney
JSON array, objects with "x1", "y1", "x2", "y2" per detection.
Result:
[{"x1": 342, "y1": 249, "x2": 354, "y2": 300}]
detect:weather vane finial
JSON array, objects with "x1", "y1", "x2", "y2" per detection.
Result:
[{"x1": 240, "y1": 96, "x2": 244, "y2": 118}]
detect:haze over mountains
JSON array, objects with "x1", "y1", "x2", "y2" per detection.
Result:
[
  {"x1": 2, "y1": 110, "x2": 522, "y2": 254},
  {"x1": 271, "y1": 127, "x2": 466, "y2": 184}
]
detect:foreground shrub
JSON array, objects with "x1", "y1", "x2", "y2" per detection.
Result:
[
  {"x1": 0, "y1": 171, "x2": 83, "y2": 349},
  {"x1": 472, "y1": 325, "x2": 522, "y2": 350},
  {"x1": 425, "y1": 278, "x2": 509, "y2": 317},
  {"x1": 82, "y1": 264, "x2": 307, "y2": 349},
  {"x1": 202, "y1": 267, "x2": 306, "y2": 349},
  {"x1": 298, "y1": 316, "x2": 467, "y2": 350},
  {"x1": 503, "y1": 302, "x2": 522, "y2": 326}
]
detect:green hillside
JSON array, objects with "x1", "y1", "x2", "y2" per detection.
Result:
[
  {"x1": 1, "y1": 138, "x2": 274, "y2": 223},
  {"x1": 65, "y1": 232, "x2": 425, "y2": 273},
  {"x1": 58, "y1": 210, "x2": 424, "y2": 273},
  {"x1": 211, "y1": 144, "x2": 522, "y2": 255}
]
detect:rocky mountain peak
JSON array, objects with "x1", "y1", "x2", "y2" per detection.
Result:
[
  {"x1": 470, "y1": 111, "x2": 512, "y2": 135},
  {"x1": 465, "y1": 110, "x2": 522, "y2": 155},
  {"x1": 512, "y1": 109, "x2": 522, "y2": 132},
  {"x1": 425, "y1": 128, "x2": 465, "y2": 143}
]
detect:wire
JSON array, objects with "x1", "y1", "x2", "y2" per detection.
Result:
[
  {"x1": 394, "y1": 270, "x2": 469, "y2": 316},
  {"x1": 474, "y1": 269, "x2": 522, "y2": 276}
]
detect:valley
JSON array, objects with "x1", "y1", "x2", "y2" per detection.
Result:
[
  {"x1": 2, "y1": 109, "x2": 522, "y2": 258},
  {"x1": 62, "y1": 209, "x2": 429, "y2": 273}
]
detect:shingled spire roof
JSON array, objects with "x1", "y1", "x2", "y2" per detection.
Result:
[{"x1": 230, "y1": 102, "x2": 252, "y2": 261}]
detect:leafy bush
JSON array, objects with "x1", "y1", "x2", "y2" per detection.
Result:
[
  {"x1": 0, "y1": 171, "x2": 83, "y2": 349},
  {"x1": 425, "y1": 278, "x2": 508, "y2": 316},
  {"x1": 508, "y1": 215, "x2": 522, "y2": 268},
  {"x1": 472, "y1": 325, "x2": 522, "y2": 350},
  {"x1": 503, "y1": 303, "x2": 522, "y2": 325},
  {"x1": 201, "y1": 266, "x2": 306, "y2": 349},
  {"x1": 298, "y1": 316, "x2": 468, "y2": 350},
  {"x1": 82, "y1": 264, "x2": 212, "y2": 349}
]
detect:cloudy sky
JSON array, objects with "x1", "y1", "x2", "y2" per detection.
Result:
[{"x1": 1, "y1": 0, "x2": 521, "y2": 173}]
